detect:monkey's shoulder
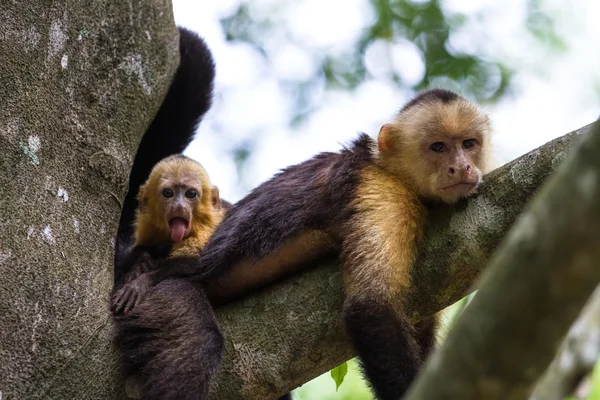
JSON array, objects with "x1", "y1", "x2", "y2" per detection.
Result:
[{"x1": 351, "y1": 165, "x2": 425, "y2": 227}]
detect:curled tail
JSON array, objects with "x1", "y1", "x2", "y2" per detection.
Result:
[{"x1": 114, "y1": 27, "x2": 215, "y2": 281}]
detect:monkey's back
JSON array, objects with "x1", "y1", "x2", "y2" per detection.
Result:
[{"x1": 201, "y1": 134, "x2": 377, "y2": 304}]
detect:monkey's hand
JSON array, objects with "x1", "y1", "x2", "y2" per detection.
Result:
[{"x1": 111, "y1": 273, "x2": 152, "y2": 315}]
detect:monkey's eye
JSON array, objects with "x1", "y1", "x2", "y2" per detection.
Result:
[
  {"x1": 463, "y1": 139, "x2": 477, "y2": 149},
  {"x1": 162, "y1": 189, "x2": 174, "y2": 198},
  {"x1": 185, "y1": 189, "x2": 197, "y2": 199},
  {"x1": 430, "y1": 142, "x2": 445, "y2": 153}
]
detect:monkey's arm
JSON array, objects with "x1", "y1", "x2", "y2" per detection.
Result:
[
  {"x1": 114, "y1": 246, "x2": 151, "y2": 286},
  {"x1": 111, "y1": 232, "x2": 242, "y2": 313},
  {"x1": 110, "y1": 254, "x2": 213, "y2": 314},
  {"x1": 342, "y1": 172, "x2": 427, "y2": 399}
]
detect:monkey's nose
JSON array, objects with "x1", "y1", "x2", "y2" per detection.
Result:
[
  {"x1": 448, "y1": 164, "x2": 472, "y2": 177},
  {"x1": 461, "y1": 164, "x2": 473, "y2": 178},
  {"x1": 174, "y1": 202, "x2": 187, "y2": 214}
]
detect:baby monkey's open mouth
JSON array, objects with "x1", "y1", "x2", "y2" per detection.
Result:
[{"x1": 168, "y1": 217, "x2": 189, "y2": 242}]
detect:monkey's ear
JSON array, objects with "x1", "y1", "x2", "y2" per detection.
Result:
[
  {"x1": 378, "y1": 124, "x2": 396, "y2": 154},
  {"x1": 137, "y1": 185, "x2": 149, "y2": 213},
  {"x1": 211, "y1": 186, "x2": 222, "y2": 210}
]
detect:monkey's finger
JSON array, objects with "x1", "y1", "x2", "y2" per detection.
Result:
[
  {"x1": 112, "y1": 288, "x2": 130, "y2": 314},
  {"x1": 124, "y1": 292, "x2": 138, "y2": 315},
  {"x1": 132, "y1": 292, "x2": 144, "y2": 311},
  {"x1": 110, "y1": 290, "x2": 122, "y2": 311},
  {"x1": 110, "y1": 292, "x2": 122, "y2": 313}
]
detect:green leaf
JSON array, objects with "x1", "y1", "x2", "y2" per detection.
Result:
[
  {"x1": 587, "y1": 358, "x2": 600, "y2": 399},
  {"x1": 330, "y1": 362, "x2": 348, "y2": 391}
]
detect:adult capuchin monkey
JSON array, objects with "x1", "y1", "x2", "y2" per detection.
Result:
[{"x1": 113, "y1": 87, "x2": 494, "y2": 399}]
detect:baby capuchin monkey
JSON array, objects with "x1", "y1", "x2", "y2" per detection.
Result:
[
  {"x1": 112, "y1": 89, "x2": 494, "y2": 399},
  {"x1": 112, "y1": 154, "x2": 226, "y2": 400},
  {"x1": 114, "y1": 154, "x2": 225, "y2": 308},
  {"x1": 136, "y1": 154, "x2": 224, "y2": 253}
]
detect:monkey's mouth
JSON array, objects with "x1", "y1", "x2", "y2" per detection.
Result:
[
  {"x1": 168, "y1": 217, "x2": 189, "y2": 242},
  {"x1": 440, "y1": 182, "x2": 478, "y2": 193}
]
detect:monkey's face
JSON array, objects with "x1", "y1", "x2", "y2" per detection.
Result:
[
  {"x1": 157, "y1": 180, "x2": 202, "y2": 242},
  {"x1": 136, "y1": 156, "x2": 223, "y2": 247},
  {"x1": 141, "y1": 166, "x2": 206, "y2": 243},
  {"x1": 420, "y1": 135, "x2": 484, "y2": 204},
  {"x1": 379, "y1": 98, "x2": 492, "y2": 204}
]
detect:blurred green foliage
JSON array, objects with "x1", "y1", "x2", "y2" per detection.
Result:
[
  {"x1": 219, "y1": 0, "x2": 564, "y2": 173},
  {"x1": 295, "y1": 359, "x2": 373, "y2": 400},
  {"x1": 222, "y1": 0, "x2": 513, "y2": 102},
  {"x1": 588, "y1": 362, "x2": 600, "y2": 399},
  {"x1": 366, "y1": 0, "x2": 510, "y2": 101}
]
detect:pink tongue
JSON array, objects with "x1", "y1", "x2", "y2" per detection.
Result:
[{"x1": 170, "y1": 218, "x2": 187, "y2": 242}]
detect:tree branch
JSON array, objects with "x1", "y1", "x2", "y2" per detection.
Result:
[
  {"x1": 404, "y1": 121, "x2": 600, "y2": 399},
  {"x1": 209, "y1": 123, "x2": 598, "y2": 399},
  {"x1": 529, "y1": 285, "x2": 600, "y2": 400}
]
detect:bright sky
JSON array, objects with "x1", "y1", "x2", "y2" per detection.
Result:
[{"x1": 175, "y1": 0, "x2": 600, "y2": 203}]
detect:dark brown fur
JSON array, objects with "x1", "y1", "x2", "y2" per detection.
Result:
[
  {"x1": 114, "y1": 279, "x2": 222, "y2": 399},
  {"x1": 113, "y1": 89, "x2": 493, "y2": 399}
]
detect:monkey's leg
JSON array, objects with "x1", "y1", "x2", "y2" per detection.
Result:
[
  {"x1": 114, "y1": 279, "x2": 223, "y2": 400},
  {"x1": 343, "y1": 295, "x2": 422, "y2": 400}
]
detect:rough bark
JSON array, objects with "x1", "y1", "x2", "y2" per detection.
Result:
[
  {"x1": 0, "y1": 2, "x2": 178, "y2": 399},
  {"x1": 404, "y1": 121, "x2": 600, "y2": 400},
  {"x1": 210, "y1": 123, "x2": 597, "y2": 399}
]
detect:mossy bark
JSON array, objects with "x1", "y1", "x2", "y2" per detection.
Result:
[
  {"x1": 0, "y1": 2, "x2": 177, "y2": 398},
  {"x1": 210, "y1": 124, "x2": 597, "y2": 398}
]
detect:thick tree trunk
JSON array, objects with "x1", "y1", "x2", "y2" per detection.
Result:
[
  {"x1": 0, "y1": 2, "x2": 177, "y2": 399},
  {"x1": 210, "y1": 123, "x2": 597, "y2": 398}
]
